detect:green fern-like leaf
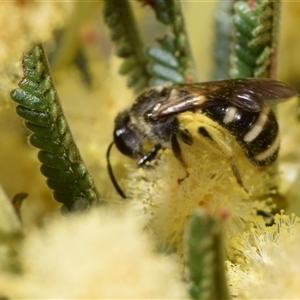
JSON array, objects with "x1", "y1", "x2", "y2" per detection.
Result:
[
  {"x1": 10, "y1": 44, "x2": 105, "y2": 212},
  {"x1": 143, "y1": 0, "x2": 196, "y2": 84},
  {"x1": 147, "y1": 46, "x2": 184, "y2": 85},
  {"x1": 103, "y1": 0, "x2": 151, "y2": 93},
  {"x1": 105, "y1": 0, "x2": 196, "y2": 88},
  {"x1": 212, "y1": 0, "x2": 233, "y2": 80},
  {"x1": 186, "y1": 209, "x2": 230, "y2": 300},
  {"x1": 230, "y1": 0, "x2": 280, "y2": 79}
]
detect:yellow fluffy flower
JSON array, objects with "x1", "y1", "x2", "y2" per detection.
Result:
[
  {"x1": 0, "y1": 208, "x2": 188, "y2": 299},
  {"x1": 227, "y1": 212, "x2": 300, "y2": 299},
  {"x1": 119, "y1": 112, "x2": 277, "y2": 259}
]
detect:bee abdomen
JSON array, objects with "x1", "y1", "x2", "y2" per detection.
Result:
[
  {"x1": 203, "y1": 105, "x2": 280, "y2": 167},
  {"x1": 243, "y1": 108, "x2": 279, "y2": 167}
]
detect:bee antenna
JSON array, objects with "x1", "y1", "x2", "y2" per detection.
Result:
[{"x1": 106, "y1": 141, "x2": 127, "y2": 199}]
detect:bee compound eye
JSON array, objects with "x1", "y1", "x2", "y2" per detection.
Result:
[{"x1": 113, "y1": 125, "x2": 142, "y2": 158}]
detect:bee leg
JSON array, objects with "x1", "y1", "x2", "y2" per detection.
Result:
[
  {"x1": 170, "y1": 132, "x2": 190, "y2": 183},
  {"x1": 230, "y1": 161, "x2": 248, "y2": 193},
  {"x1": 137, "y1": 144, "x2": 161, "y2": 167},
  {"x1": 170, "y1": 132, "x2": 187, "y2": 167},
  {"x1": 198, "y1": 126, "x2": 248, "y2": 193}
]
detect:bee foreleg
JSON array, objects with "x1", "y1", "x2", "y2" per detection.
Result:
[{"x1": 137, "y1": 144, "x2": 161, "y2": 167}]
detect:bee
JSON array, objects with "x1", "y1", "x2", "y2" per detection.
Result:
[{"x1": 107, "y1": 78, "x2": 297, "y2": 198}]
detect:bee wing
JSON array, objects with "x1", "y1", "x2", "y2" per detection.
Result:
[
  {"x1": 222, "y1": 78, "x2": 298, "y2": 110},
  {"x1": 148, "y1": 79, "x2": 297, "y2": 119}
]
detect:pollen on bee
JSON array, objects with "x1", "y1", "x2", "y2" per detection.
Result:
[
  {"x1": 138, "y1": 167, "x2": 146, "y2": 177},
  {"x1": 123, "y1": 135, "x2": 275, "y2": 259}
]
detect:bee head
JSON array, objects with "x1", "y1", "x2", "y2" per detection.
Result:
[
  {"x1": 113, "y1": 110, "x2": 143, "y2": 158},
  {"x1": 107, "y1": 110, "x2": 144, "y2": 199}
]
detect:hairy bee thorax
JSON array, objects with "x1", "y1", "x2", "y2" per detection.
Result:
[{"x1": 129, "y1": 88, "x2": 179, "y2": 147}]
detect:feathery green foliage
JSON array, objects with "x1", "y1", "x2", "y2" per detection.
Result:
[
  {"x1": 212, "y1": 0, "x2": 233, "y2": 80},
  {"x1": 186, "y1": 209, "x2": 230, "y2": 300},
  {"x1": 230, "y1": 0, "x2": 280, "y2": 79},
  {"x1": 104, "y1": 0, "x2": 196, "y2": 89},
  {"x1": 144, "y1": 0, "x2": 196, "y2": 85},
  {"x1": 10, "y1": 44, "x2": 104, "y2": 211},
  {"x1": 103, "y1": 0, "x2": 151, "y2": 93}
]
